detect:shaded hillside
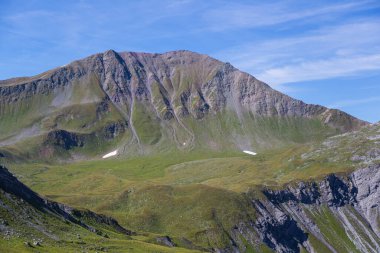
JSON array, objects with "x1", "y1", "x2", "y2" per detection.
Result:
[{"x1": 0, "y1": 164, "x2": 203, "y2": 252}]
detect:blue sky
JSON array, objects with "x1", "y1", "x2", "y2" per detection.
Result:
[{"x1": 1, "y1": 0, "x2": 379, "y2": 122}]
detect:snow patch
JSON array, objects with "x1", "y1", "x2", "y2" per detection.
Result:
[
  {"x1": 243, "y1": 150, "x2": 257, "y2": 156},
  {"x1": 102, "y1": 150, "x2": 118, "y2": 159}
]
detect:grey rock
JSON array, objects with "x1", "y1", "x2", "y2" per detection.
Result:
[
  {"x1": 235, "y1": 165, "x2": 380, "y2": 252},
  {"x1": 352, "y1": 164, "x2": 380, "y2": 237},
  {"x1": 156, "y1": 236, "x2": 175, "y2": 247}
]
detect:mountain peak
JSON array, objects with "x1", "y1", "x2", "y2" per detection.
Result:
[{"x1": 0, "y1": 50, "x2": 367, "y2": 158}]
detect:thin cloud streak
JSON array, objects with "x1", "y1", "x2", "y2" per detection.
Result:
[
  {"x1": 1, "y1": 0, "x2": 378, "y2": 122},
  {"x1": 328, "y1": 96, "x2": 380, "y2": 109},
  {"x1": 1, "y1": 0, "x2": 199, "y2": 51},
  {"x1": 258, "y1": 54, "x2": 380, "y2": 85},
  {"x1": 215, "y1": 18, "x2": 380, "y2": 86},
  {"x1": 203, "y1": 0, "x2": 376, "y2": 31}
]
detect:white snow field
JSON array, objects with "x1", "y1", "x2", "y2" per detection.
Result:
[
  {"x1": 102, "y1": 150, "x2": 118, "y2": 159},
  {"x1": 243, "y1": 150, "x2": 257, "y2": 156}
]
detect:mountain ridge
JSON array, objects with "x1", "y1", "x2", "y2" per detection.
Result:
[
  {"x1": 0, "y1": 50, "x2": 367, "y2": 159},
  {"x1": 0, "y1": 49, "x2": 366, "y2": 124}
]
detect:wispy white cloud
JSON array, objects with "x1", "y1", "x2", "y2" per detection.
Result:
[
  {"x1": 258, "y1": 54, "x2": 380, "y2": 85},
  {"x1": 1, "y1": 0, "x2": 198, "y2": 51},
  {"x1": 203, "y1": 0, "x2": 376, "y2": 31},
  {"x1": 1, "y1": 0, "x2": 378, "y2": 122},
  {"x1": 215, "y1": 18, "x2": 380, "y2": 86},
  {"x1": 328, "y1": 96, "x2": 380, "y2": 108}
]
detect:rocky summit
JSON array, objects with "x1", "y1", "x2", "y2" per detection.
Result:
[{"x1": 0, "y1": 50, "x2": 378, "y2": 253}]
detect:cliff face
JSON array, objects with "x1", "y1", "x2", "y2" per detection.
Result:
[
  {"x1": 0, "y1": 50, "x2": 366, "y2": 158},
  {"x1": 220, "y1": 124, "x2": 380, "y2": 253},
  {"x1": 236, "y1": 164, "x2": 379, "y2": 253},
  {"x1": 168, "y1": 162, "x2": 380, "y2": 253}
]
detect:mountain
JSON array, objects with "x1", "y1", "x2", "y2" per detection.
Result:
[
  {"x1": 0, "y1": 50, "x2": 366, "y2": 160},
  {"x1": 0, "y1": 50, "x2": 377, "y2": 253}
]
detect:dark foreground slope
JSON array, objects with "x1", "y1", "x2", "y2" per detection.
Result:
[
  {"x1": 0, "y1": 165, "x2": 202, "y2": 253},
  {"x1": 0, "y1": 50, "x2": 366, "y2": 160}
]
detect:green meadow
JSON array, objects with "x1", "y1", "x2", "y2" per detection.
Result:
[
  {"x1": 4, "y1": 139, "x2": 361, "y2": 250},
  {"x1": 2, "y1": 114, "x2": 378, "y2": 251}
]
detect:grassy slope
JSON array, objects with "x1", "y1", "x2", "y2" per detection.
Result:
[
  {"x1": 306, "y1": 206, "x2": 359, "y2": 252},
  {"x1": 0, "y1": 146, "x2": 357, "y2": 250},
  {"x1": 0, "y1": 74, "x2": 132, "y2": 159},
  {"x1": 2, "y1": 124, "x2": 378, "y2": 251},
  {"x1": 0, "y1": 71, "x2": 375, "y2": 251},
  {"x1": 0, "y1": 189, "x2": 203, "y2": 253},
  {"x1": 1, "y1": 54, "x2": 371, "y2": 252}
]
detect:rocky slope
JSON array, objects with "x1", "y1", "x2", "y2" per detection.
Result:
[
  {"x1": 0, "y1": 50, "x2": 366, "y2": 159},
  {"x1": 225, "y1": 123, "x2": 380, "y2": 253},
  {"x1": 247, "y1": 166, "x2": 380, "y2": 253},
  {"x1": 0, "y1": 164, "x2": 205, "y2": 252},
  {"x1": 0, "y1": 164, "x2": 132, "y2": 249}
]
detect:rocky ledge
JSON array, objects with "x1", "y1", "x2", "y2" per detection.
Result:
[{"x1": 227, "y1": 164, "x2": 380, "y2": 253}]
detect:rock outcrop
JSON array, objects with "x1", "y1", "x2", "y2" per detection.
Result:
[{"x1": 227, "y1": 165, "x2": 380, "y2": 253}]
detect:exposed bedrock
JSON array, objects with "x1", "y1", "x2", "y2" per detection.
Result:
[{"x1": 226, "y1": 165, "x2": 380, "y2": 253}]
